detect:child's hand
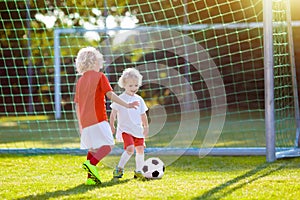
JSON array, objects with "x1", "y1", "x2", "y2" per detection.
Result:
[{"x1": 128, "y1": 101, "x2": 139, "y2": 109}]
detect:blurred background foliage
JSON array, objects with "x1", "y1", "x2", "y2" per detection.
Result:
[{"x1": 1, "y1": 0, "x2": 299, "y2": 115}]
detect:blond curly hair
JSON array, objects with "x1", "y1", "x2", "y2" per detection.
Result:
[
  {"x1": 118, "y1": 68, "x2": 143, "y2": 88},
  {"x1": 75, "y1": 47, "x2": 104, "y2": 74}
]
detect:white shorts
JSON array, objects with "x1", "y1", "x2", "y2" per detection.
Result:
[{"x1": 80, "y1": 121, "x2": 115, "y2": 150}]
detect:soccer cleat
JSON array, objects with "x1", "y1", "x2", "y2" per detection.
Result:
[
  {"x1": 134, "y1": 170, "x2": 146, "y2": 180},
  {"x1": 85, "y1": 178, "x2": 98, "y2": 186},
  {"x1": 113, "y1": 167, "x2": 124, "y2": 178},
  {"x1": 82, "y1": 160, "x2": 101, "y2": 184}
]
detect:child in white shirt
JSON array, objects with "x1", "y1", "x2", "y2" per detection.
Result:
[{"x1": 110, "y1": 68, "x2": 149, "y2": 179}]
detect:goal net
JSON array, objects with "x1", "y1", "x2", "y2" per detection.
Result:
[{"x1": 0, "y1": 0, "x2": 299, "y2": 161}]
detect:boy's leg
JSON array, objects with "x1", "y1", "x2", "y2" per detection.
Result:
[
  {"x1": 135, "y1": 145, "x2": 145, "y2": 172},
  {"x1": 113, "y1": 148, "x2": 133, "y2": 178},
  {"x1": 83, "y1": 145, "x2": 112, "y2": 184},
  {"x1": 119, "y1": 132, "x2": 134, "y2": 168},
  {"x1": 86, "y1": 152, "x2": 93, "y2": 178},
  {"x1": 133, "y1": 137, "x2": 145, "y2": 179},
  {"x1": 118, "y1": 148, "x2": 134, "y2": 168},
  {"x1": 113, "y1": 133, "x2": 134, "y2": 178},
  {"x1": 89, "y1": 145, "x2": 112, "y2": 165}
]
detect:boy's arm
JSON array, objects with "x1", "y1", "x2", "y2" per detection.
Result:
[
  {"x1": 75, "y1": 103, "x2": 82, "y2": 134},
  {"x1": 106, "y1": 91, "x2": 139, "y2": 109},
  {"x1": 141, "y1": 113, "x2": 149, "y2": 138},
  {"x1": 109, "y1": 109, "x2": 117, "y2": 134}
]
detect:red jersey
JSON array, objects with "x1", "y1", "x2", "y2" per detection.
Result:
[{"x1": 74, "y1": 71, "x2": 113, "y2": 128}]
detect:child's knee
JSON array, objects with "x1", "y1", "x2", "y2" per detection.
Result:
[
  {"x1": 135, "y1": 145, "x2": 144, "y2": 154},
  {"x1": 125, "y1": 145, "x2": 134, "y2": 155}
]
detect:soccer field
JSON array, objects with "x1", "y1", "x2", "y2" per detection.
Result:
[
  {"x1": 1, "y1": 154, "x2": 299, "y2": 200},
  {"x1": 1, "y1": 0, "x2": 300, "y2": 198}
]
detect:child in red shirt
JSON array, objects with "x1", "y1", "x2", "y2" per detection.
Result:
[{"x1": 74, "y1": 47, "x2": 139, "y2": 185}]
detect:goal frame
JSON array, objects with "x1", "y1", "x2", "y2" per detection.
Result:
[{"x1": 52, "y1": 10, "x2": 300, "y2": 162}]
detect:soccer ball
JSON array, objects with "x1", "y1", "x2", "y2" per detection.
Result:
[{"x1": 142, "y1": 157, "x2": 165, "y2": 179}]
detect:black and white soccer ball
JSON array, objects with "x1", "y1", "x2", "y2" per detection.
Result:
[{"x1": 142, "y1": 157, "x2": 165, "y2": 179}]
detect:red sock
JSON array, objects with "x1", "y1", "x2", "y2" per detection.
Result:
[
  {"x1": 87, "y1": 151, "x2": 93, "y2": 160},
  {"x1": 89, "y1": 145, "x2": 112, "y2": 165}
]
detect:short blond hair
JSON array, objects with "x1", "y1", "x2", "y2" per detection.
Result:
[
  {"x1": 75, "y1": 47, "x2": 104, "y2": 74},
  {"x1": 118, "y1": 68, "x2": 143, "y2": 88}
]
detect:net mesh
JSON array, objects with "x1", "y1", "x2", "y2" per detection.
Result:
[
  {"x1": 0, "y1": 0, "x2": 298, "y2": 155},
  {"x1": 273, "y1": 0, "x2": 298, "y2": 150}
]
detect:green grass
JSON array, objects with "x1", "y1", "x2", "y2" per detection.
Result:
[{"x1": 1, "y1": 154, "x2": 299, "y2": 200}]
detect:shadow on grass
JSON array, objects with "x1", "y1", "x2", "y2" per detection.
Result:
[
  {"x1": 193, "y1": 163, "x2": 286, "y2": 200},
  {"x1": 16, "y1": 178, "x2": 131, "y2": 200}
]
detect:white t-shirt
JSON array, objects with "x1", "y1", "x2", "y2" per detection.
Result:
[{"x1": 110, "y1": 93, "x2": 148, "y2": 142}]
